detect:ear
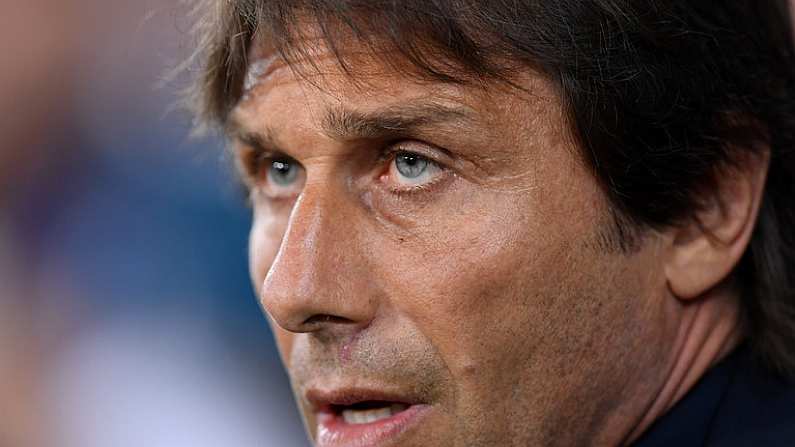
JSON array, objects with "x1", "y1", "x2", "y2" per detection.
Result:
[{"x1": 664, "y1": 151, "x2": 770, "y2": 300}]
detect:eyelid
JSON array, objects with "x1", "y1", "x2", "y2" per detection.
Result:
[
  {"x1": 377, "y1": 140, "x2": 453, "y2": 196},
  {"x1": 235, "y1": 142, "x2": 305, "y2": 203},
  {"x1": 379, "y1": 140, "x2": 452, "y2": 166},
  {"x1": 237, "y1": 140, "x2": 291, "y2": 178},
  {"x1": 235, "y1": 142, "x2": 269, "y2": 176}
]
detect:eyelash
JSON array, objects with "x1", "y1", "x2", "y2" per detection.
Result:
[
  {"x1": 376, "y1": 144, "x2": 450, "y2": 195},
  {"x1": 238, "y1": 149, "x2": 292, "y2": 203}
]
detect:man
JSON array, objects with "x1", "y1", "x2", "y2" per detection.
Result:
[{"x1": 188, "y1": 1, "x2": 795, "y2": 445}]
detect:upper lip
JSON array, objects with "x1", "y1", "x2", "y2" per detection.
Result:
[{"x1": 306, "y1": 387, "x2": 423, "y2": 413}]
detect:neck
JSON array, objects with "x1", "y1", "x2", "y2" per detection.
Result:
[{"x1": 623, "y1": 283, "x2": 744, "y2": 445}]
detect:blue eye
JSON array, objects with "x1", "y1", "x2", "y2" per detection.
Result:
[
  {"x1": 386, "y1": 150, "x2": 444, "y2": 189},
  {"x1": 250, "y1": 157, "x2": 304, "y2": 200},
  {"x1": 269, "y1": 159, "x2": 299, "y2": 186},
  {"x1": 395, "y1": 153, "x2": 429, "y2": 179}
]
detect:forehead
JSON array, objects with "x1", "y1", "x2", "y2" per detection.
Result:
[{"x1": 232, "y1": 35, "x2": 561, "y2": 142}]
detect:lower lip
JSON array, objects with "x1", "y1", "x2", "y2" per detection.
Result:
[{"x1": 315, "y1": 404, "x2": 432, "y2": 447}]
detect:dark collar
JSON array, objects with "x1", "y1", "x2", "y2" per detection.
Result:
[{"x1": 632, "y1": 344, "x2": 795, "y2": 446}]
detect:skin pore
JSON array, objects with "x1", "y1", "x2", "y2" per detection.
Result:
[{"x1": 230, "y1": 32, "x2": 762, "y2": 446}]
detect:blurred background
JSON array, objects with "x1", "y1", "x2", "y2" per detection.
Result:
[
  {"x1": 1, "y1": 1, "x2": 793, "y2": 447},
  {"x1": 0, "y1": 0, "x2": 307, "y2": 445}
]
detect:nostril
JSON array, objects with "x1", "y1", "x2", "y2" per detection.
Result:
[{"x1": 303, "y1": 314, "x2": 355, "y2": 326}]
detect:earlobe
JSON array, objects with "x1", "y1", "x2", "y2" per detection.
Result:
[{"x1": 665, "y1": 151, "x2": 769, "y2": 300}]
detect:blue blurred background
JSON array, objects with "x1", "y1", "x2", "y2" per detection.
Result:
[
  {"x1": 2, "y1": 2, "x2": 793, "y2": 447},
  {"x1": 0, "y1": 0, "x2": 307, "y2": 445}
]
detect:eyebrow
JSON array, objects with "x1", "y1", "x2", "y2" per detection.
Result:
[
  {"x1": 226, "y1": 101, "x2": 475, "y2": 152},
  {"x1": 320, "y1": 102, "x2": 474, "y2": 140}
]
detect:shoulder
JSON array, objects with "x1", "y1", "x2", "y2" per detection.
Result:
[
  {"x1": 633, "y1": 344, "x2": 795, "y2": 447},
  {"x1": 707, "y1": 351, "x2": 795, "y2": 446}
]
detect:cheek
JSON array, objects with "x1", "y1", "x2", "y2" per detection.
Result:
[
  {"x1": 248, "y1": 206, "x2": 288, "y2": 289},
  {"x1": 391, "y1": 205, "x2": 666, "y2": 445},
  {"x1": 369, "y1": 159, "x2": 641, "y2": 437},
  {"x1": 375, "y1": 189, "x2": 548, "y2": 377}
]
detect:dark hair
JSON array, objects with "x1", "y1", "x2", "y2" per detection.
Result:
[{"x1": 189, "y1": 0, "x2": 795, "y2": 375}]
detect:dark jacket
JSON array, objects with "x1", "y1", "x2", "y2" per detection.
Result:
[{"x1": 633, "y1": 344, "x2": 795, "y2": 446}]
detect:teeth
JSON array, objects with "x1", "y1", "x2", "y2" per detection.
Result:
[{"x1": 341, "y1": 404, "x2": 409, "y2": 425}]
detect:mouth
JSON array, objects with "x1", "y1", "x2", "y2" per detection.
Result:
[{"x1": 308, "y1": 389, "x2": 432, "y2": 447}]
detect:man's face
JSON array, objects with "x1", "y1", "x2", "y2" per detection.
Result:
[{"x1": 232, "y1": 40, "x2": 679, "y2": 446}]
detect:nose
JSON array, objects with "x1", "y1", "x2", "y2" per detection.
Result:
[{"x1": 257, "y1": 182, "x2": 379, "y2": 334}]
